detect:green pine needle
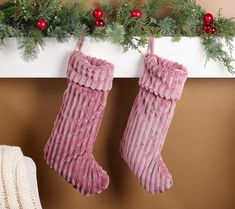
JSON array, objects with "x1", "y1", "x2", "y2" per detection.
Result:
[
  {"x1": 17, "y1": 30, "x2": 45, "y2": 61},
  {"x1": 106, "y1": 23, "x2": 125, "y2": 44},
  {"x1": 157, "y1": 17, "x2": 178, "y2": 36},
  {"x1": 202, "y1": 35, "x2": 235, "y2": 74},
  {"x1": 0, "y1": 11, "x2": 4, "y2": 23},
  {"x1": 18, "y1": 37, "x2": 40, "y2": 61}
]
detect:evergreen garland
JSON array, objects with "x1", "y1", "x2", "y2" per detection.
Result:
[{"x1": 0, "y1": 0, "x2": 235, "y2": 73}]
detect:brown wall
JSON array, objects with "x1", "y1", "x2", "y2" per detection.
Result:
[{"x1": 1, "y1": 1, "x2": 235, "y2": 209}]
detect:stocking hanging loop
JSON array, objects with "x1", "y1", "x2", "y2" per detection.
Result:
[
  {"x1": 76, "y1": 36, "x2": 84, "y2": 52},
  {"x1": 148, "y1": 35, "x2": 154, "y2": 54}
]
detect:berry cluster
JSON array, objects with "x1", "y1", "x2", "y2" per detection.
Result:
[
  {"x1": 93, "y1": 8, "x2": 105, "y2": 27},
  {"x1": 202, "y1": 13, "x2": 216, "y2": 34}
]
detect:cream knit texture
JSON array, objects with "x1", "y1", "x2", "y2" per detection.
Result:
[{"x1": 0, "y1": 145, "x2": 38, "y2": 209}]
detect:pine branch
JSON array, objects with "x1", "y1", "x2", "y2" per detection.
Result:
[
  {"x1": 170, "y1": 0, "x2": 205, "y2": 36},
  {"x1": 215, "y1": 9, "x2": 235, "y2": 41},
  {"x1": 17, "y1": 30, "x2": 45, "y2": 61},
  {"x1": 202, "y1": 35, "x2": 235, "y2": 74},
  {"x1": 0, "y1": 24, "x2": 20, "y2": 44},
  {"x1": 157, "y1": 17, "x2": 178, "y2": 36},
  {"x1": 37, "y1": 0, "x2": 62, "y2": 20},
  {"x1": 0, "y1": 11, "x2": 4, "y2": 23},
  {"x1": 106, "y1": 22, "x2": 125, "y2": 44},
  {"x1": 73, "y1": 23, "x2": 87, "y2": 39},
  {"x1": 47, "y1": 26, "x2": 69, "y2": 42}
]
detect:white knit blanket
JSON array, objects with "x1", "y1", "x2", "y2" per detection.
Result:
[{"x1": 0, "y1": 145, "x2": 41, "y2": 209}]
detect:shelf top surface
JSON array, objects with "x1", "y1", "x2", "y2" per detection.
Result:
[{"x1": 0, "y1": 37, "x2": 234, "y2": 78}]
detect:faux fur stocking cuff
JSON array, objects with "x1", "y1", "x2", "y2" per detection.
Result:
[{"x1": 139, "y1": 54, "x2": 188, "y2": 100}]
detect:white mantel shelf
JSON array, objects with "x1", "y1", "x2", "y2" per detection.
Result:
[{"x1": 0, "y1": 37, "x2": 235, "y2": 78}]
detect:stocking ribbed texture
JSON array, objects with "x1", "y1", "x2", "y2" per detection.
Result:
[
  {"x1": 44, "y1": 50, "x2": 114, "y2": 196},
  {"x1": 0, "y1": 145, "x2": 39, "y2": 209},
  {"x1": 120, "y1": 53, "x2": 188, "y2": 194}
]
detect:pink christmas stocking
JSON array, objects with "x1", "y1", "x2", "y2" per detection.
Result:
[
  {"x1": 120, "y1": 37, "x2": 188, "y2": 194},
  {"x1": 44, "y1": 39, "x2": 114, "y2": 196}
]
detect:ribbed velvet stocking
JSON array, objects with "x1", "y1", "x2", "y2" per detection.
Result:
[
  {"x1": 120, "y1": 38, "x2": 188, "y2": 194},
  {"x1": 44, "y1": 48, "x2": 114, "y2": 196}
]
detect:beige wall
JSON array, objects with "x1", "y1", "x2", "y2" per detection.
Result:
[{"x1": 0, "y1": 1, "x2": 235, "y2": 209}]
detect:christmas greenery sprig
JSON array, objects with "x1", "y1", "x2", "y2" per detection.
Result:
[{"x1": 0, "y1": 0, "x2": 235, "y2": 73}]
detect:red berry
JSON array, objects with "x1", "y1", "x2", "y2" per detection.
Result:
[
  {"x1": 93, "y1": 8, "x2": 103, "y2": 19},
  {"x1": 95, "y1": 19, "x2": 105, "y2": 27},
  {"x1": 131, "y1": 9, "x2": 142, "y2": 19},
  {"x1": 36, "y1": 19, "x2": 47, "y2": 30},
  {"x1": 209, "y1": 26, "x2": 217, "y2": 34},
  {"x1": 202, "y1": 25, "x2": 210, "y2": 33},
  {"x1": 203, "y1": 13, "x2": 214, "y2": 25}
]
